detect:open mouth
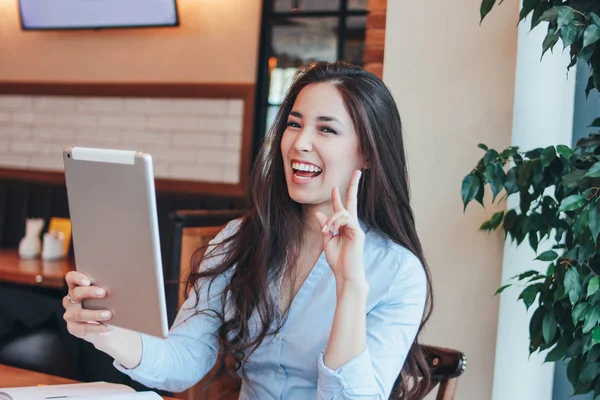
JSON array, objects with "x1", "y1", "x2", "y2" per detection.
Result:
[{"x1": 292, "y1": 161, "x2": 322, "y2": 180}]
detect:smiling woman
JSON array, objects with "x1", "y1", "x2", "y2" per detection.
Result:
[{"x1": 62, "y1": 61, "x2": 433, "y2": 400}]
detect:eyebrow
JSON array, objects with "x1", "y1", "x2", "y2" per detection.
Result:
[{"x1": 289, "y1": 111, "x2": 344, "y2": 127}]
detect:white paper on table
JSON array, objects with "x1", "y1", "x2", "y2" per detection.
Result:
[{"x1": 0, "y1": 381, "x2": 159, "y2": 400}]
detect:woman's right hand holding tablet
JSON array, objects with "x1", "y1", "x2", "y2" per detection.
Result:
[
  {"x1": 62, "y1": 271, "x2": 144, "y2": 369},
  {"x1": 62, "y1": 270, "x2": 113, "y2": 342}
]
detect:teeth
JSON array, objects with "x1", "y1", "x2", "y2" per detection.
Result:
[{"x1": 292, "y1": 162, "x2": 322, "y2": 173}]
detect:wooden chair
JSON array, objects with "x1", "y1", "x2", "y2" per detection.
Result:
[{"x1": 167, "y1": 210, "x2": 467, "y2": 400}]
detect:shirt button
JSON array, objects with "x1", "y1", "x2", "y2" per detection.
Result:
[{"x1": 276, "y1": 332, "x2": 280, "y2": 338}]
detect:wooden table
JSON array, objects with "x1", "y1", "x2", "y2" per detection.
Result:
[
  {"x1": 0, "y1": 364, "x2": 178, "y2": 399},
  {"x1": 0, "y1": 250, "x2": 74, "y2": 288}
]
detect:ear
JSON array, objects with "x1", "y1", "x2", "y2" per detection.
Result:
[{"x1": 361, "y1": 157, "x2": 371, "y2": 170}]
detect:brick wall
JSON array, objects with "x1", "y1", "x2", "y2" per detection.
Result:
[
  {"x1": 364, "y1": 0, "x2": 387, "y2": 79},
  {"x1": 0, "y1": 95, "x2": 245, "y2": 184}
]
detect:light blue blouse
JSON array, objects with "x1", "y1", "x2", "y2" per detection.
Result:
[{"x1": 114, "y1": 220, "x2": 427, "y2": 399}]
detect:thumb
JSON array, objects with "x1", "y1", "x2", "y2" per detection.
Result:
[
  {"x1": 315, "y1": 211, "x2": 328, "y2": 230},
  {"x1": 315, "y1": 211, "x2": 334, "y2": 243}
]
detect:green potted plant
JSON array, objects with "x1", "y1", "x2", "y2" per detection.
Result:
[{"x1": 464, "y1": 0, "x2": 600, "y2": 396}]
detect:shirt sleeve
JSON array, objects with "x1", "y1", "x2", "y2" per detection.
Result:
[
  {"x1": 113, "y1": 220, "x2": 240, "y2": 393},
  {"x1": 316, "y1": 250, "x2": 428, "y2": 400}
]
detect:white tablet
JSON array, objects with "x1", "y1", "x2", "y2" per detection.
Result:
[{"x1": 63, "y1": 146, "x2": 168, "y2": 339}]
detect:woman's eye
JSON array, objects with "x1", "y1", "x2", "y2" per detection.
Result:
[
  {"x1": 286, "y1": 121, "x2": 300, "y2": 128},
  {"x1": 320, "y1": 126, "x2": 337, "y2": 135}
]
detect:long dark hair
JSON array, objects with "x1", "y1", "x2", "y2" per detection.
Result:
[{"x1": 188, "y1": 61, "x2": 434, "y2": 399}]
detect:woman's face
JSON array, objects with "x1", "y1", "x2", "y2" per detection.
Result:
[{"x1": 280, "y1": 82, "x2": 366, "y2": 209}]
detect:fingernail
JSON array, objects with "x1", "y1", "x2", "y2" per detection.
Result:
[
  {"x1": 322, "y1": 225, "x2": 328, "y2": 233},
  {"x1": 82, "y1": 279, "x2": 91, "y2": 286},
  {"x1": 96, "y1": 289, "x2": 105, "y2": 296},
  {"x1": 100, "y1": 311, "x2": 111, "y2": 319},
  {"x1": 358, "y1": 170, "x2": 362, "y2": 178}
]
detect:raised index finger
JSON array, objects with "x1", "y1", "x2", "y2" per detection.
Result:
[{"x1": 345, "y1": 170, "x2": 362, "y2": 217}]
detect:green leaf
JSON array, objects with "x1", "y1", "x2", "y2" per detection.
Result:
[
  {"x1": 490, "y1": 211, "x2": 504, "y2": 230},
  {"x1": 583, "y1": 307, "x2": 600, "y2": 334},
  {"x1": 588, "y1": 117, "x2": 600, "y2": 128},
  {"x1": 586, "y1": 75, "x2": 595, "y2": 98},
  {"x1": 520, "y1": 284, "x2": 540, "y2": 310},
  {"x1": 504, "y1": 168, "x2": 518, "y2": 195},
  {"x1": 590, "y1": 203, "x2": 600, "y2": 243},
  {"x1": 494, "y1": 284, "x2": 511, "y2": 295},
  {"x1": 539, "y1": 7, "x2": 558, "y2": 22},
  {"x1": 484, "y1": 164, "x2": 505, "y2": 202},
  {"x1": 502, "y1": 209, "x2": 517, "y2": 232},
  {"x1": 574, "y1": 303, "x2": 588, "y2": 325},
  {"x1": 588, "y1": 276, "x2": 600, "y2": 298},
  {"x1": 585, "y1": 161, "x2": 600, "y2": 178},
  {"x1": 477, "y1": 143, "x2": 488, "y2": 151},
  {"x1": 560, "y1": 23, "x2": 578, "y2": 49},
  {"x1": 480, "y1": 0, "x2": 496, "y2": 22},
  {"x1": 542, "y1": 310, "x2": 557, "y2": 344},
  {"x1": 580, "y1": 362, "x2": 600, "y2": 382},
  {"x1": 565, "y1": 267, "x2": 581, "y2": 305},
  {"x1": 479, "y1": 220, "x2": 491, "y2": 231},
  {"x1": 593, "y1": 326, "x2": 600, "y2": 345},
  {"x1": 514, "y1": 270, "x2": 540, "y2": 280},
  {"x1": 581, "y1": 42, "x2": 596, "y2": 63},
  {"x1": 556, "y1": 6, "x2": 574, "y2": 29},
  {"x1": 583, "y1": 24, "x2": 600, "y2": 49},
  {"x1": 529, "y1": 231, "x2": 539, "y2": 253},
  {"x1": 540, "y1": 146, "x2": 556, "y2": 167},
  {"x1": 536, "y1": 250, "x2": 558, "y2": 262},
  {"x1": 484, "y1": 149, "x2": 499, "y2": 165},
  {"x1": 562, "y1": 169, "x2": 585, "y2": 189},
  {"x1": 542, "y1": 28, "x2": 560, "y2": 58},
  {"x1": 545, "y1": 337, "x2": 569, "y2": 362},
  {"x1": 461, "y1": 174, "x2": 481, "y2": 211},
  {"x1": 592, "y1": 13, "x2": 600, "y2": 27},
  {"x1": 559, "y1": 194, "x2": 586, "y2": 212},
  {"x1": 573, "y1": 208, "x2": 590, "y2": 239}
]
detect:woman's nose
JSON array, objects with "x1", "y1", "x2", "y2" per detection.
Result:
[{"x1": 293, "y1": 129, "x2": 313, "y2": 152}]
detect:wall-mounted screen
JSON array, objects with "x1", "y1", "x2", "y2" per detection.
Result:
[{"x1": 19, "y1": 0, "x2": 179, "y2": 30}]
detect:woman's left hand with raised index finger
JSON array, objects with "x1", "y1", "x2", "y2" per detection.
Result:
[{"x1": 315, "y1": 169, "x2": 367, "y2": 285}]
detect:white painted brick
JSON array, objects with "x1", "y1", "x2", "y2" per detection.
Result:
[
  {"x1": 31, "y1": 113, "x2": 57, "y2": 126},
  {"x1": 196, "y1": 149, "x2": 240, "y2": 166},
  {"x1": 0, "y1": 126, "x2": 30, "y2": 138},
  {"x1": 169, "y1": 99, "x2": 228, "y2": 116},
  {"x1": 11, "y1": 112, "x2": 34, "y2": 124},
  {"x1": 55, "y1": 114, "x2": 98, "y2": 128},
  {"x1": 169, "y1": 163, "x2": 223, "y2": 182},
  {"x1": 224, "y1": 133, "x2": 242, "y2": 150},
  {"x1": 122, "y1": 131, "x2": 170, "y2": 146},
  {"x1": 124, "y1": 98, "x2": 173, "y2": 114},
  {"x1": 152, "y1": 147, "x2": 198, "y2": 163},
  {"x1": 75, "y1": 129, "x2": 123, "y2": 143},
  {"x1": 9, "y1": 140, "x2": 42, "y2": 154},
  {"x1": 171, "y1": 132, "x2": 224, "y2": 148},
  {"x1": 152, "y1": 163, "x2": 170, "y2": 178},
  {"x1": 228, "y1": 100, "x2": 244, "y2": 116},
  {"x1": 77, "y1": 98, "x2": 125, "y2": 113},
  {"x1": 222, "y1": 167, "x2": 240, "y2": 184},
  {"x1": 99, "y1": 115, "x2": 145, "y2": 129},
  {"x1": 147, "y1": 115, "x2": 199, "y2": 132},
  {"x1": 32, "y1": 127, "x2": 73, "y2": 140},
  {"x1": 226, "y1": 116, "x2": 243, "y2": 134},
  {"x1": 0, "y1": 96, "x2": 33, "y2": 110},
  {"x1": 0, "y1": 154, "x2": 29, "y2": 168},
  {"x1": 33, "y1": 96, "x2": 76, "y2": 111},
  {"x1": 197, "y1": 117, "x2": 230, "y2": 133},
  {"x1": 0, "y1": 112, "x2": 10, "y2": 123},
  {"x1": 29, "y1": 155, "x2": 64, "y2": 171}
]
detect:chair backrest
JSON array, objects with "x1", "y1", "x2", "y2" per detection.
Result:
[
  {"x1": 418, "y1": 344, "x2": 467, "y2": 400},
  {"x1": 168, "y1": 210, "x2": 467, "y2": 400}
]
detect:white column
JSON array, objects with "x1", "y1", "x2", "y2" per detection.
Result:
[{"x1": 491, "y1": 7, "x2": 577, "y2": 400}]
